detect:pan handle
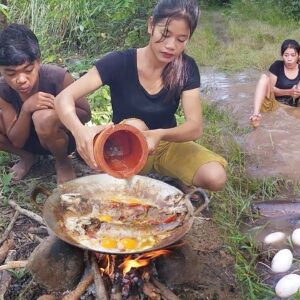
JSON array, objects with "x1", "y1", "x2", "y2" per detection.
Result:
[
  {"x1": 184, "y1": 187, "x2": 210, "y2": 216},
  {"x1": 31, "y1": 185, "x2": 52, "y2": 212}
]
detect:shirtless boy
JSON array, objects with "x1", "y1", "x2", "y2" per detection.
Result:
[{"x1": 0, "y1": 24, "x2": 91, "y2": 183}]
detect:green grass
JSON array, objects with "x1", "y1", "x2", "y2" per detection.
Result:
[
  {"x1": 188, "y1": 10, "x2": 300, "y2": 71},
  {"x1": 198, "y1": 100, "x2": 297, "y2": 299}
]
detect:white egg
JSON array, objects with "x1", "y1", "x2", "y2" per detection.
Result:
[
  {"x1": 271, "y1": 249, "x2": 293, "y2": 273},
  {"x1": 292, "y1": 228, "x2": 300, "y2": 246},
  {"x1": 264, "y1": 232, "x2": 286, "y2": 245},
  {"x1": 275, "y1": 274, "x2": 300, "y2": 298}
]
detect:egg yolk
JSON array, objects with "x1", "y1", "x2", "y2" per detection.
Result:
[
  {"x1": 139, "y1": 238, "x2": 155, "y2": 249},
  {"x1": 120, "y1": 238, "x2": 138, "y2": 249},
  {"x1": 101, "y1": 237, "x2": 117, "y2": 249},
  {"x1": 98, "y1": 215, "x2": 112, "y2": 223}
]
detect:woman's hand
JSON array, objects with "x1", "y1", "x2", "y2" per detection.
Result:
[
  {"x1": 249, "y1": 113, "x2": 262, "y2": 128},
  {"x1": 142, "y1": 129, "x2": 163, "y2": 155},
  {"x1": 22, "y1": 92, "x2": 55, "y2": 113},
  {"x1": 74, "y1": 123, "x2": 113, "y2": 169},
  {"x1": 292, "y1": 85, "x2": 300, "y2": 99}
]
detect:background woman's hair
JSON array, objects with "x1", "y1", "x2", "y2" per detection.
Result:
[
  {"x1": 152, "y1": 0, "x2": 200, "y2": 102},
  {"x1": 281, "y1": 39, "x2": 300, "y2": 56},
  {"x1": 0, "y1": 24, "x2": 40, "y2": 66}
]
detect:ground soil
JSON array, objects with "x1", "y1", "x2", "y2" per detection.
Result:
[{"x1": 0, "y1": 154, "x2": 241, "y2": 300}]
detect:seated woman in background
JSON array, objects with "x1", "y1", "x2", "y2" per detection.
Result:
[{"x1": 250, "y1": 39, "x2": 300, "y2": 128}]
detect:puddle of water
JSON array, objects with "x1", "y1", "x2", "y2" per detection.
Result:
[{"x1": 201, "y1": 67, "x2": 300, "y2": 182}]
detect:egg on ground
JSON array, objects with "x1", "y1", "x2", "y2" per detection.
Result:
[
  {"x1": 264, "y1": 231, "x2": 286, "y2": 245},
  {"x1": 271, "y1": 248, "x2": 293, "y2": 273},
  {"x1": 292, "y1": 228, "x2": 300, "y2": 246},
  {"x1": 275, "y1": 274, "x2": 300, "y2": 298}
]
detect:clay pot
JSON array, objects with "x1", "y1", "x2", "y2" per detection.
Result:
[{"x1": 93, "y1": 124, "x2": 148, "y2": 178}]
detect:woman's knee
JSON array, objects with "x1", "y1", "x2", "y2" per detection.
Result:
[
  {"x1": 192, "y1": 162, "x2": 227, "y2": 191},
  {"x1": 122, "y1": 118, "x2": 149, "y2": 131}
]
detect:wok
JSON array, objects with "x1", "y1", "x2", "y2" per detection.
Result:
[{"x1": 32, "y1": 174, "x2": 209, "y2": 254}]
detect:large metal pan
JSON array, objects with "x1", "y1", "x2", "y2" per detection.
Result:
[{"x1": 32, "y1": 174, "x2": 209, "y2": 255}]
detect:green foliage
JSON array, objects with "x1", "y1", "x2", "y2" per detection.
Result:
[
  {"x1": 0, "y1": 168, "x2": 12, "y2": 205},
  {"x1": 278, "y1": 0, "x2": 300, "y2": 18},
  {"x1": 9, "y1": 268, "x2": 29, "y2": 280},
  {"x1": 6, "y1": 0, "x2": 155, "y2": 61},
  {"x1": 88, "y1": 86, "x2": 112, "y2": 125},
  {"x1": 228, "y1": 0, "x2": 287, "y2": 25}
]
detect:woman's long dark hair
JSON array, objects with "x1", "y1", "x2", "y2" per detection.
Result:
[
  {"x1": 280, "y1": 39, "x2": 300, "y2": 56},
  {"x1": 151, "y1": 0, "x2": 200, "y2": 101}
]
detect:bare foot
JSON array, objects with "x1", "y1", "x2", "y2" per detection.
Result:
[
  {"x1": 10, "y1": 153, "x2": 39, "y2": 181},
  {"x1": 55, "y1": 157, "x2": 76, "y2": 184}
]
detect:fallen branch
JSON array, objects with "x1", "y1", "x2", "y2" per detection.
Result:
[
  {"x1": 0, "y1": 250, "x2": 17, "y2": 300},
  {"x1": 0, "y1": 239, "x2": 14, "y2": 264},
  {"x1": 0, "y1": 260, "x2": 27, "y2": 271},
  {"x1": 0, "y1": 211, "x2": 19, "y2": 246},
  {"x1": 91, "y1": 253, "x2": 109, "y2": 300},
  {"x1": 28, "y1": 226, "x2": 49, "y2": 235},
  {"x1": 8, "y1": 200, "x2": 44, "y2": 225},
  {"x1": 62, "y1": 272, "x2": 94, "y2": 300},
  {"x1": 151, "y1": 278, "x2": 180, "y2": 300}
]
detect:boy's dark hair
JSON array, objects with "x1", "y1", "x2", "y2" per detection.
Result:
[
  {"x1": 281, "y1": 39, "x2": 300, "y2": 56},
  {"x1": 0, "y1": 24, "x2": 41, "y2": 66}
]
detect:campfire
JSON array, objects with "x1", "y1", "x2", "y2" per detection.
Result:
[
  {"x1": 63, "y1": 248, "x2": 180, "y2": 300},
  {"x1": 92, "y1": 249, "x2": 172, "y2": 299}
]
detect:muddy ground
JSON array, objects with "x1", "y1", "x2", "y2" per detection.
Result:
[{"x1": 0, "y1": 154, "x2": 241, "y2": 300}]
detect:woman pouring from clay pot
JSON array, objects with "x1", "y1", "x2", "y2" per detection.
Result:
[{"x1": 55, "y1": 0, "x2": 227, "y2": 192}]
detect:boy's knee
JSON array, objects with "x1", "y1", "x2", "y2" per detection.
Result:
[{"x1": 32, "y1": 110, "x2": 59, "y2": 135}]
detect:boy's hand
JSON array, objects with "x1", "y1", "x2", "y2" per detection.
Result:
[{"x1": 22, "y1": 92, "x2": 55, "y2": 113}]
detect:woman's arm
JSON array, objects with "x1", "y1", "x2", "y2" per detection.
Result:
[
  {"x1": 61, "y1": 72, "x2": 91, "y2": 123},
  {"x1": 270, "y1": 73, "x2": 300, "y2": 99},
  {"x1": 143, "y1": 88, "x2": 203, "y2": 153},
  {"x1": 55, "y1": 66, "x2": 109, "y2": 169}
]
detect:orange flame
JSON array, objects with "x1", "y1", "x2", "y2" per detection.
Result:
[
  {"x1": 99, "y1": 254, "x2": 116, "y2": 277},
  {"x1": 119, "y1": 249, "x2": 171, "y2": 275}
]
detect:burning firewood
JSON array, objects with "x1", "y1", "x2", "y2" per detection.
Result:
[
  {"x1": 151, "y1": 278, "x2": 180, "y2": 300},
  {"x1": 91, "y1": 253, "x2": 109, "y2": 300},
  {"x1": 142, "y1": 281, "x2": 161, "y2": 300},
  {"x1": 62, "y1": 272, "x2": 94, "y2": 300}
]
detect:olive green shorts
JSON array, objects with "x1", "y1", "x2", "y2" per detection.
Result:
[
  {"x1": 261, "y1": 94, "x2": 286, "y2": 112},
  {"x1": 139, "y1": 140, "x2": 227, "y2": 186}
]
